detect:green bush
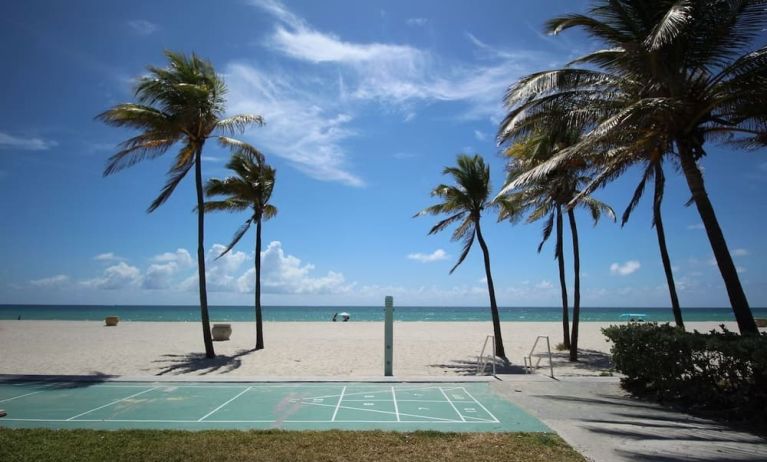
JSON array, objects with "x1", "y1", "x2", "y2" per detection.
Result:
[{"x1": 602, "y1": 323, "x2": 767, "y2": 422}]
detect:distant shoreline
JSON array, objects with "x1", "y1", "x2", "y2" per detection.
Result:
[{"x1": 2, "y1": 305, "x2": 766, "y2": 323}]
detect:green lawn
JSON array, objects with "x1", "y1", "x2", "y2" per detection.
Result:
[{"x1": 0, "y1": 429, "x2": 586, "y2": 462}]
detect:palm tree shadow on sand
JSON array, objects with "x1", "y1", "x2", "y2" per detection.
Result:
[
  {"x1": 152, "y1": 348, "x2": 258, "y2": 376},
  {"x1": 430, "y1": 349, "x2": 613, "y2": 376}
]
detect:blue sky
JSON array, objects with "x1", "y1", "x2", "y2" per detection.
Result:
[{"x1": 1, "y1": 0, "x2": 765, "y2": 307}]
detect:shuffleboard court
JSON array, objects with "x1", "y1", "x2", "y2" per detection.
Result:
[{"x1": 0, "y1": 380, "x2": 549, "y2": 432}]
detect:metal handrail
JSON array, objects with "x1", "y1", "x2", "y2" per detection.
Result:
[
  {"x1": 475, "y1": 335, "x2": 496, "y2": 377},
  {"x1": 523, "y1": 335, "x2": 554, "y2": 378}
]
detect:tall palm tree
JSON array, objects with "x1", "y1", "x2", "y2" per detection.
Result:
[
  {"x1": 204, "y1": 149, "x2": 277, "y2": 351},
  {"x1": 98, "y1": 51, "x2": 264, "y2": 357},
  {"x1": 622, "y1": 158, "x2": 684, "y2": 329},
  {"x1": 415, "y1": 154, "x2": 507, "y2": 359},
  {"x1": 498, "y1": 133, "x2": 614, "y2": 361},
  {"x1": 498, "y1": 0, "x2": 765, "y2": 334}
]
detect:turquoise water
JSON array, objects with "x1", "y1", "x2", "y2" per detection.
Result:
[{"x1": 1, "y1": 305, "x2": 765, "y2": 322}]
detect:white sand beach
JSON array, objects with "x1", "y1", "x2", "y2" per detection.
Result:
[{"x1": 0, "y1": 321, "x2": 742, "y2": 378}]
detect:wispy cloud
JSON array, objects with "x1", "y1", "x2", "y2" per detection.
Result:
[
  {"x1": 406, "y1": 18, "x2": 428, "y2": 27},
  {"x1": 687, "y1": 223, "x2": 705, "y2": 230},
  {"x1": 249, "y1": 0, "x2": 546, "y2": 120},
  {"x1": 225, "y1": 63, "x2": 364, "y2": 187},
  {"x1": 0, "y1": 131, "x2": 57, "y2": 151},
  {"x1": 610, "y1": 260, "x2": 641, "y2": 276},
  {"x1": 29, "y1": 274, "x2": 70, "y2": 288},
  {"x1": 94, "y1": 252, "x2": 125, "y2": 262},
  {"x1": 407, "y1": 249, "x2": 449, "y2": 263},
  {"x1": 127, "y1": 19, "x2": 158, "y2": 36},
  {"x1": 732, "y1": 248, "x2": 749, "y2": 257}
]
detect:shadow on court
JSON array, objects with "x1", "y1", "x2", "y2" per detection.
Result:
[
  {"x1": 0, "y1": 373, "x2": 116, "y2": 389},
  {"x1": 152, "y1": 348, "x2": 257, "y2": 375}
]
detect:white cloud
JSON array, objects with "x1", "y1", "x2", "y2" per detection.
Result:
[
  {"x1": 407, "y1": 249, "x2": 449, "y2": 263},
  {"x1": 535, "y1": 280, "x2": 554, "y2": 289},
  {"x1": 29, "y1": 274, "x2": 70, "y2": 288},
  {"x1": 127, "y1": 19, "x2": 158, "y2": 36},
  {"x1": 143, "y1": 249, "x2": 194, "y2": 290},
  {"x1": 81, "y1": 262, "x2": 141, "y2": 290},
  {"x1": 142, "y1": 263, "x2": 177, "y2": 290},
  {"x1": 151, "y1": 248, "x2": 193, "y2": 267},
  {"x1": 406, "y1": 18, "x2": 428, "y2": 27},
  {"x1": 687, "y1": 223, "x2": 705, "y2": 230},
  {"x1": 0, "y1": 131, "x2": 57, "y2": 151},
  {"x1": 732, "y1": 248, "x2": 749, "y2": 257},
  {"x1": 610, "y1": 260, "x2": 641, "y2": 276},
  {"x1": 94, "y1": 252, "x2": 125, "y2": 262},
  {"x1": 237, "y1": 241, "x2": 351, "y2": 294},
  {"x1": 737, "y1": 266, "x2": 747, "y2": 274}
]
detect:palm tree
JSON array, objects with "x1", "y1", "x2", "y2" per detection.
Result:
[
  {"x1": 415, "y1": 154, "x2": 507, "y2": 359},
  {"x1": 498, "y1": 1, "x2": 765, "y2": 334},
  {"x1": 98, "y1": 51, "x2": 264, "y2": 357},
  {"x1": 204, "y1": 148, "x2": 277, "y2": 350},
  {"x1": 622, "y1": 158, "x2": 684, "y2": 329},
  {"x1": 498, "y1": 133, "x2": 614, "y2": 361}
]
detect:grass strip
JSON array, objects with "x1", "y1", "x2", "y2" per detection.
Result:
[{"x1": 0, "y1": 428, "x2": 585, "y2": 462}]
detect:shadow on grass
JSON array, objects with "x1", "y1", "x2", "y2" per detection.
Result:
[{"x1": 153, "y1": 348, "x2": 258, "y2": 376}]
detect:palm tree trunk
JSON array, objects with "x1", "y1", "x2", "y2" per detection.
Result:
[
  {"x1": 255, "y1": 214, "x2": 264, "y2": 350},
  {"x1": 567, "y1": 209, "x2": 580, "y2": 362},
  {"x1": 475, "y1": 219, "x2": 506, "y2": 359},
  {"x1": 194, "y1": 146, "x2": 215, "y2": 358},
  {"x1": 653, "y1": 163, "x2": 684, "y2": 329},
  {"x1": 556, "y1": 206, "x2": 571, "y2": 349},
  {"x1": 678, "y1": 144, "x2": 757, "y2": 335}
]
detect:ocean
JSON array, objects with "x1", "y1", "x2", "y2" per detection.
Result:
[{"x1": 1, "y1": 305, "x2": 765, "y2": 323}]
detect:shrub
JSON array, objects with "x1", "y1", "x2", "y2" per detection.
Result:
[{"x1": 602, "y1": 323, "x2": 767, "y2": 423}]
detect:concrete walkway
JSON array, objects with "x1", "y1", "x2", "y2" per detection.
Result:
[{"x1": 493, "y1": 375, "x2": 767, "y2": 462}]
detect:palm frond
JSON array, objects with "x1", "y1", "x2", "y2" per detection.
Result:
[
  {"x1": 147, "y1": 147, "x2": 195, "y2": 213},
  {"x1": 644, "y1": 1, "x2": 693, "y2": 51},
  {"x1": 217, "y1": 218, "x2": 253, "y2": 259},
  {"x1": 450, "y1": 229, "x2": 476, "y2": 274},
  {"x1": 215, "y1": 114, "x2": 264, "y2": 136}
]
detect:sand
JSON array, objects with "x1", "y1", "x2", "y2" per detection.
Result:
[{"x1": 0, "y1": 321, "x2": 742, "y2": 378}]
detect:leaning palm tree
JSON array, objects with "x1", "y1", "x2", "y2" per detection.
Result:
[
  {"x1": 98, "y1": 51, "x2": 264, "y2": 357},
  {"x1": 204, "y1": 149, "x2": 277, "y2": 350},
  {"x1": 498, "y1": 0, "x2": 765, "y2": 334},
  {"x1": 498, "y1": 132, "x2": 614, "y2": 361},
  {"x1": 415, "y1": 154, "x2": 507, "y2": 359},
  {"x1": 621, "y1": 157, "x2": 684, "y2": 329}
]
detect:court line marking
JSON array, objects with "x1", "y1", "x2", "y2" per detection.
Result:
[
  {"x1": 459, "y1": 387, "x2": 500, "y2": 423},
  {"x1": 301, "y1": 385, "x2": 446, "y2": 401},
  {"x1": 342, "y1": 399, "x2": 449, "y2": 403},
  {"x1": 439, "y1": 387, "x2": 466, "y2": 422},
  {"x1": 331, "y1": 386, "x2": 346, "y2": 422},
  {"x1": 301, "y1": 400, "x2": 459, "y2": 422},
  {"x1": 0, "y1": 390, "x2": 45, "y2": 403},
  {"x1": 1, "y1": 418, "x2": 498, "y2": 424},
  {"x1": 66, "y1": 387, "x2": 159, "y2": 421},
  {"x1": 391, "y1": 386, "x2": 400, "y2": 422},
  {"x1": 198, "y1": 386, "x2": 252, "y2": 422}
]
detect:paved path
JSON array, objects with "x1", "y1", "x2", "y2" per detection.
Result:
[{"x1": 494, "y1": 376, "x2": 766, "y2": 461}]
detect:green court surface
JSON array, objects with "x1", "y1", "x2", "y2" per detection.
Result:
[{"x1": 0, "y1": 380, "x2": 549, "y2": 432}]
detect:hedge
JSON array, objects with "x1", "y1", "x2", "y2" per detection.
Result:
[{"x1": 602, "y1": 323, "x2": 767, "y2": 422}]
